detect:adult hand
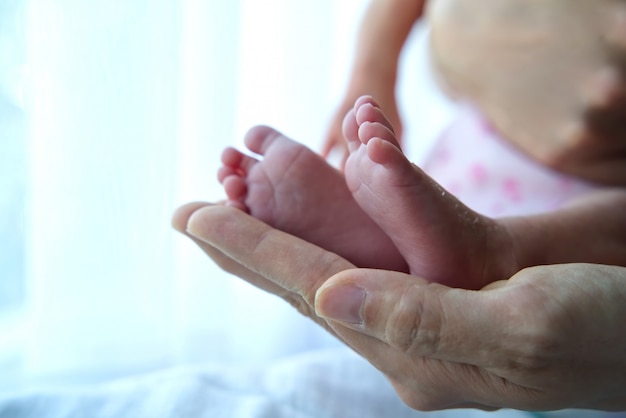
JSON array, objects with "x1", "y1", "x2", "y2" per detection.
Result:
[{"x1": 173, "y1": 203, "x2": 626, "y2": 412}]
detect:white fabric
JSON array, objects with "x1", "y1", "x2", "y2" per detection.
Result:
[
  {"x1": 1, "y1": 349, "x2": 624, "y2": 417},
  {"x1": 0, "y1": 348, "x2": 536, "y2": 418}
]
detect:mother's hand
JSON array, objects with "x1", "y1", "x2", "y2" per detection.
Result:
[{"x1": 173, "y1": 203, "x2": 626, "y2": 411}]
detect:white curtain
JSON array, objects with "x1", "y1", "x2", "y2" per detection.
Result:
[{"x1": 0, "y1": 0, "x2": 452, "y2": 391}]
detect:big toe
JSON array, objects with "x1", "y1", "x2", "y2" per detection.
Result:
[{"x1": 244, "y1": 125, "x2": 293, "y2": 156}]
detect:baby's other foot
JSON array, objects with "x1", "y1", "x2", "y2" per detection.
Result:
[
  {"x1": 218, "y1": 125, "x2": 408, "y2": 271},
  {"x1": 343, "y1": 96, "x2": 514, "y2": 289}
]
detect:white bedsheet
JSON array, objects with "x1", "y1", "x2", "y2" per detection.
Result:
[{"x1": 1, "y1": 348, "x2": 621, "y2": 418}]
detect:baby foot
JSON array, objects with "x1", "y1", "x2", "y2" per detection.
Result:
[
  {"x1": 343, "y1": 96, "x2": 514, "y2": 289},
  {"x1": 218, "y1": 125, "x2": 408, "y2": 271}
]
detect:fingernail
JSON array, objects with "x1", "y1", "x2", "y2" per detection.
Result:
[
  {"x1": 186, "y1": 227, "x2": 202, "y2": 240},
  {"x1": 316, "y1": 284, "x2": 366, "y2": 324},
  {"x1": 185, "y1": 219, "x2": 209, "y2": 244}
]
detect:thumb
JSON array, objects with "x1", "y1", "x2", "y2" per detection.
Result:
[{"x1": 315, "y1": 268, "x2": 505, "y2": 367}]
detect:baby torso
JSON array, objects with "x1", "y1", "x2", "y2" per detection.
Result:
[
  {"x1": 421, "y1": 105, "x2": 595, "y2": 218},
  {"x1": 425, "y1": 0, "x2": 624, "y2": 185}
]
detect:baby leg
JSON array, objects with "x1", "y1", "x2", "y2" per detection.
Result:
[
  {"x1": 343, "y1": 96, "x2": 513, "y2": 289},
  {"x1": 219, "y1": 125, "x2": 408, "y2": 271}
]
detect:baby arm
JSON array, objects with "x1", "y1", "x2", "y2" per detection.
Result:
[
  {"x1": 504, "y1": 189, "x2": 626, "y2": 274},
  {"x1": 322, "y1": 0, "x2": 425, "y2": 162}
]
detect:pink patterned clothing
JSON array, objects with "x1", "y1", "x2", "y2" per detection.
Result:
[{"x1": 421, "y1": 105, "x2": 597, "y2": 218}]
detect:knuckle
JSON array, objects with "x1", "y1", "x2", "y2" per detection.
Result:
[
  {"x1": 500, "y1": 291, "x2": 563, "y2": 372},
  {"x1": 282, "y1": 292, "x2": 316, "y2": 319},
  {"x1": 508, "y1": 325, "x2": 560, "y2": 372},
  {"x1": 386, "y1": 284, "x2": 442, "y2": 356}
]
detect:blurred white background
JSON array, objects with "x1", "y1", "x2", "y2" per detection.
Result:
[{"x1": 0, "y1": 0, "x2": 453, "y2": 391}]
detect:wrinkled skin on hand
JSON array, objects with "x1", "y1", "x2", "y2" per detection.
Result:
[
  {"x1": 428, "y1": 0, "x2": 626, "y2": 185},
  {"x1": 173, "y1": 203, "x2": 626, "y2": 412},
  {"x1": 317, "y1": 264, "x2": 626, "y2": 411}
]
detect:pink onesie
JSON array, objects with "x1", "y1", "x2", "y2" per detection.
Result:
[{"x1": 421, "y1": 105, "x2": 597, "y2": 218}]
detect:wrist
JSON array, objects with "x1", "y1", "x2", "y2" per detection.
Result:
[
  {"x1": 498, "y1": 215, "x2": 554, "y2": 274},
  {"x1": 481, "y1": 218, "x2": 525, "y2": 288},
  {"x1": 346, "y1": 61, "x2": 397, "y2": 96}
]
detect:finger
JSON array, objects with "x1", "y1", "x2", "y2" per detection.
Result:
[
  {"x1": 174, "y1": 205, "x2": 541, "y2": 409},
  {"x1": 342, "y1": 108, "x2": 362, "y2": 153},
  {"x1": 320, "y1": 134, "x2": 337, "y2": 159},
  {"x1": 322, "y1": 102, "x2": 353, "y2": 158},
  {"x1": 314, "y1": 268, "x2": 558, "y2": 409},
  {"x1": 186, "y1": 228, "x2": 285, "y2": 296},
  {"x1": 174, "y1": 204, "x2": 361, "y2": 344},
  {"x1": 178, "y1": 205, "x2": 426, "y2": 381},
  {"x1": 340, "y1": 149, "x2": 350, "y2": 170},
  {"x1": 315, "y1": 268, "x2": 508, "y2": 367},
  {"x1": 185, "y1": 205, "x2": 356, "y2": 307},
  {"x1": 173, "y1": 202, "x2": 285, "y2": 295},
  {"x1": 321, "y1": 137, "x2": 350, "y2": 170},
  {"x1": 172, "y1": 201, "x2": 212, "y2": 233}
]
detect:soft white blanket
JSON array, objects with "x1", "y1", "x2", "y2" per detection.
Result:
[{"x1": 0, "y1": 348, "x2": 621, "y2": 418}]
